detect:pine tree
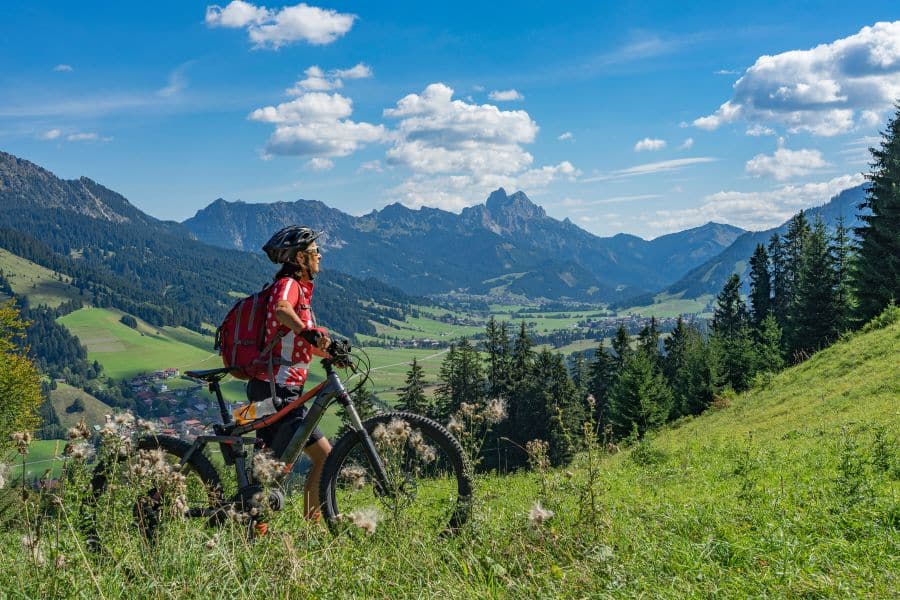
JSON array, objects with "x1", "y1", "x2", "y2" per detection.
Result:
[
  {"x1": 830, "y1": 216, "x2": 854, "y2": 334},
  {"x1": 855, "y1": 106, "x2": 900, "y2": 323},
  {"x1": 768, "y1": 232, "x2": 789, "y2": 327},
  {"x1": 712, "y1": 274, "x2": 757, "y2": 391},
  {"x1": 397, "y1": 357, "x2": 429, "y2": 415},
  {"x1": 511, "y1": 321, "x2": 534, "y2": 383},
  {"x1": 712, "y1": 274, "x2": 747, "y2": 337},
  {"x1": 754, "y1": 313, "x2": 784, "y2": 373},
  {"x1": 587, "y1": 340, "x2": 618, "y2": 427},
  {"x1": 663, "y1": 317, "x2": 689, "y2": 417},
  {"x1": 484, "y1": 316, "x2": 511, "y2": 397},
  {"x1": 535, "y1": 349, "x2": 584, "y2": 465},
  {"x1": 608, "y1": 350, "x2": 672, "y2": 438},
  {"x1": 782, "y1": 211, "x2": 812, "y2": 343},
  {"x1": 791, "y1": 217, "x2": 837, "y2": 355},
  {"x1": 611, "y1": 324, "x2": 631, "y2": 368},
  {"x1": 677, "y1": 327, "x2": 722, "y2": 417},
  {"x1": 637, "y1": 316, "x2": 661, "y2": 366},
  {"x1": 748, "y1": 243, "x2": 772, "y2": 328},
  {"x1": 434, "y1": 338, "x2": 486, "y2": 419}
]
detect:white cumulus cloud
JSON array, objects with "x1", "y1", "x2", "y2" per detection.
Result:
[
  {"x1": 634, "y1": 137, "x2": 666, "y2": 151},
  {"x1": 694, "y1": 21, "x2": 900, "y2": 136},
  {"x1": 679, "y1": 138, "x2": 694, "y2": 150},
  {"x1": 306, "y1": 157, "x2": 334, "y2": 170},
  {"x1": 39, "y1": 129, "x2": 61, "y2": 140},
  {"x1": 745, "y1": 147, "x2": 830, "y2": 181},
  {"x1": 650, "y1": 173, "x2": 864, "y2": 231},
  {"x1": 285, "y1": 63, "x2": 372, "y2": 95},
  {"x1": 558, "y1": 131, "x2": 574, "y2": 141},
  {"x1": 205, "y1": 1, "x2": 355, "y2": 48},
  {"x1": 333, "y1": 63, "x2": 372, "y2": 79},
  {"x1": 488, "y1": 89, "x2": 524, "y2": 102},
  {"x1": 383, "y1": 83, "x2": 576, "y2": 210},
  {"x1": 250, "y1": 88, "x2": 385, "y2": 159},
  {"x1": 52, "y1": 64, "x2": 73, "y2": 72}
]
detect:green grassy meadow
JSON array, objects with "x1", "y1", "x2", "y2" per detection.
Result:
[
  {"x1": 0, "y1": 248, "x2": 83, "y2": 308},
  {"x1": 49, "y1": 383, "x2": 113, "y2": 430},
  {"x1": 618, "y1": 292, "x2": 713, "y2": 318},
  {"x1": 57, "y1": 307, "x2": 222, "y2": 380},
  {"x1": 1, "y1": 311, "x2": 896, "y2": 598}
]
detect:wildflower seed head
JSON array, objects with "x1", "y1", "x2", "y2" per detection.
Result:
[
  {"x1": 251, "y1": 452, "x2": 285, "y2": 485},
  {"x1": 54, "y1": 553, "x2": 66, "y2": 569},
  {"x1": 447, "y1": 416, "x2": 464, "y2": 436},
  {"x1": 340, "y1": 465, "x2": 368, "y2": 490},
  {"x1": 528, "y1": 501, "x2": 554, "y2": 527},
  {"x1": 372, "y1": 424, "x2": 387, "y2": 443},
  {"x1": 98, "y1": 423, "x2": 119, "y2": 438},
  {"x1": 346, "y1": 507, "x2": 380, "y2": 535},
  {"x1": 67, "y1": 420, "x2": 91, "y2": 441},
  {"x1": 459, "y1": 402, "x2": 477, "y2": 418},
  {"x1": 11, "y1": 431, "x2": 32, "y2": 454},
  {"x1": 482, "y1": 398, "x2": 508, "y2": 425},
  {"x1": 205, "y1": 534, "x2": 219, "y2": 550},
  {"x1": 137, "y1": 419, "x2": 156, "y2": 433},
  {"x1": 65, "y1": 441, "x2": 94, "y2": 461},
  {"x1": 114, "y1": 412, "x2": 135, "y2": 427}
]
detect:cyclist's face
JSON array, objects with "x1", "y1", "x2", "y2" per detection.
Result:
[{"x1": 304, "y1": 243, "x2": 322, "y2": 275}]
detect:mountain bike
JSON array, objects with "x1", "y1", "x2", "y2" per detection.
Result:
[{"x1": 86, "y1": 341, "x2": 472, "y2": 544}]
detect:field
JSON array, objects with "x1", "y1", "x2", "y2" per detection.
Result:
[
  {"x1": 0, "y1": 248, "x2": 83, "y2": 308},
  {"x1": 1, "y1": 310, "x2": 896, "y2": 598},
  {"x1": 618, "y1": 292, "x2": 713, "y2": 318},
  {"x1": 49, "y1": 383, "x2": 113, "y2": 430},
  {"x1": 57, "y1": 307, "x2": 221, "y2": 380}
]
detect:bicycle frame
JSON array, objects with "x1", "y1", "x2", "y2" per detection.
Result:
[{"x1": 179, "y1": 362, "x2": 389, "y2": 510}]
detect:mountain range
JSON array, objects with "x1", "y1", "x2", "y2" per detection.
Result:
[
  {"x1": 0, "y1": 148, "x2": 868, "y2": 312},
  {"x1": 0, "y1": 151, "x2": 418, "y2": 337},
  {"x1": 184, "y1": 189, "x2": 746, "y2": 302}
]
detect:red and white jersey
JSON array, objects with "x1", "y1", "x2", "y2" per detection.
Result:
[{"x1": 256, "y1": 276, "x2": 321, "y2": 389}]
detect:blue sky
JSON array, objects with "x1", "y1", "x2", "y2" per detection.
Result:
[{"x1": 1, "y1": 1, "x2": 897, "y2": 238}]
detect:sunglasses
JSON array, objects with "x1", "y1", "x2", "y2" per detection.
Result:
[{"x1": 305, "y1": 247, "x2": 321, "y2": 256}]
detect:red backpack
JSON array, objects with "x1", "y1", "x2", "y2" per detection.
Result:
[{"x1": 214, "y1": 284, "x2": 283, "y2": 380}]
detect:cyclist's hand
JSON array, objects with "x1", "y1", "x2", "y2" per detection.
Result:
[{"x1": 317, "y1": 333, "x2": 331, "y2": 352}]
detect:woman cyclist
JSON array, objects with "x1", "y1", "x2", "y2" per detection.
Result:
[{"x1": 250, "y1": 225, "x2": 331, "y2": 519}]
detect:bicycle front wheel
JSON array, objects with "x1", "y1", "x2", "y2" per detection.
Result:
[{"x1": 319, "y1": 411, "x2": 472, "y2": 536}]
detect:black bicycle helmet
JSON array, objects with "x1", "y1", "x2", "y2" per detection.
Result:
[{"x1": 262, "y1": 225, "x2": 322, "y2": 264}]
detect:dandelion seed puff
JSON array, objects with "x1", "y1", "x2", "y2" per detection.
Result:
[
  {"x1": 98, "y1": 423, "x2": 118, "y2": 438},
  {"x1": 372, "y1": 424, "x2": 387, "y2": 443},
  {"x1": 459, "y1": 403, "x2": 477, "y2": 418},
  {"x1": 205, "y1": 535, "x2": 219, "y2": 550},
  {"x1": 346, "y1": 508, "x2": 380, "y2": 535},
  {"x1": 528, "y1": 502, "x2": 554, "y2": 527}
]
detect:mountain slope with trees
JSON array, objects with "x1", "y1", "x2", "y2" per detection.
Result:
[
  {"x1": 0, "y1": 151, "x2": 423, "y2": 338},
  {"x1": 184, "y1": 188, "x2": 745, "y2": 301}
]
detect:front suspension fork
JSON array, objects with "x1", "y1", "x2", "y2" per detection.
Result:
[{"x1": 340, "y1": 394, "x2": 392, "y2": 496}]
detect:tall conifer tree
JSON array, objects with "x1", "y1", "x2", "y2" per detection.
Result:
[
  {"x1": 854, "y1": 106, "x2": 900, "y2": 322},
  {"x1": 608, "y1": 350, "x2": 672, "y2": 438},
  {"x1": 748, "y1": 243, "x2": 772, "y2": 328},
  {"x1": 768, "y1": 232, "x2": 789, "y2": 328},
  {"x1": 791, "y1": 217, "x2": 837, "y2": 354},
  {"x1": 397, "y1": 357, "x2": 429, "y2": 415}
]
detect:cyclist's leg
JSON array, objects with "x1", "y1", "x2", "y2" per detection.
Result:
[{"x1": 303, "y1": 436, "x2": 331, "y2": 519}]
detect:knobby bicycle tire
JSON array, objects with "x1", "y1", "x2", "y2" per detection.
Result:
[{"x1": 319, "y1": 411, "x2": 473, "y2": 536}]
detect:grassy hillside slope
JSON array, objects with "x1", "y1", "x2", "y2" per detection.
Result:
[
  {"x1": 2, "y1": 313, "x2": 896, "y2": 597},
  {"x1": 0, "y1": 247, "x2": 83, "y2": 308}
]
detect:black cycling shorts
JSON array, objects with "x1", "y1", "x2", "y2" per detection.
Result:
[{"x1": 246, "y1": 378, "x2": 325, "y2": 453}]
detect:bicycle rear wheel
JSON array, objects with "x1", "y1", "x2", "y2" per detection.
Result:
[
  {"x1": 87, "y1": 435, "x2": 223, "y2": 547},
  {"x1": 319, "y1": 411, "x2": 472, "y2": 536}
]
